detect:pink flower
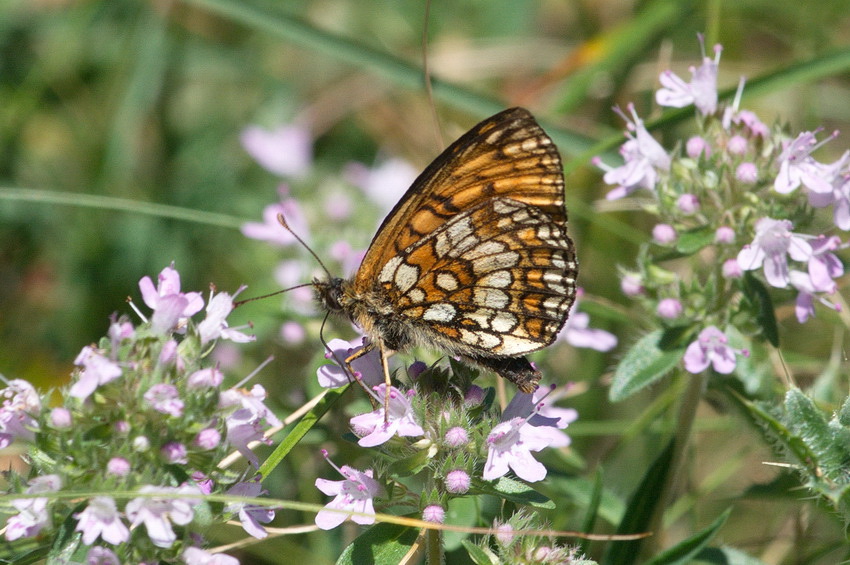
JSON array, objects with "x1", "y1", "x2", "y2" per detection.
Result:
[
  {"x1": 657, "y1": 298, "x2": 683, "y2": 319},
  {"x1": 125, "y1": 485, "x2": 201, "y2": 548},
  {"x1": 686, "y1": 135, "x2": 710, "y2": 158},
  {"x1": 144, "y1": 384, "x2": 184, "y2": 417},
  {"x1": 5, "y1": 474, "x2": 62, "y2": 541},
  {"x1": 683, "y1": 326, "x2": 747, "y2": 374},
  {"x1": 194, "y1": 428, "x2": 221, "y2": 450},
  {"x1": 483, "y1": 393, "x2": 561, "y2": 482},
  {"x1": 182, "y1": 547, "x2": 241, "y2": 565},
  {"x1": 422, "y1": 505, "x2": 445, "y2": 523},
  {"x1": 445, "y1": 470, "x2": 471, "y2": 494},
  {"x1": 652, "y1": 224, "x2": 677, "y2": 244},
  {"x1": 225, "y1": 479, "x2": 275, "y2": 539},
  {"x1": 187, "y1": 367, "x2": 224, "y2": 389},
  {"x1": 557, "y1": 299, "x2": 617, "y2": 352},
  {"x1": 596, "y1": 104, "x2": 671, "y2": 200},
  {"x1": 240, "y1": 123, "x2": 312, "y2": 178},
  {"x1": 315, "y1": 453, "x2": 384, "y2": 530},
  {"x1": 808, "y1": 172, "x2": 850, "y2": 230},
  {"x1": 0, "y1": 379, "x2": 41, "y2": 447},
  {"x1": 138, "y1": 264, "x2": 204, "y2": 333},
  {"x1": 349, "y1": 384, "x2": 424, "y2": 447},
  {"x1": 344, "y1": 157, "x2": 418, "y2": 214},
  {"x1": 656, "y1": 37, "x2": 721, "y2": 115},
  {"x1": 106, "y1": 457, "x2": 131, "y2": 477},
  {"x1": 715, "y1": 226, "x2": 736, "y2": 244},
  {"x1": 69, "y1": 346, "x2": 122, "y2": 400},
  {"x1": 807, "y1": 235, "x2": 844, "y2": 292},
  {"x1": 220, "y1": 384, "x2": 281, "y2": 468},
  {"x1": 735, "y1": 162, "x2": 758, "y2": 184},
  {"x1": 241, "y1": 198, "x2": 310, "y2": 247},
  {"x1": 86, "y1": 547, "x2": 121, "y2": 565},
  {"x1": 197, "y1": 287, "x2": 254, "y2": 345},
  {"x1": 317, "y1": 338, "x2": 383, "y2": 389},
  {"x1": 789, "y1": 270, "x2": 841, "y2": 323},
  {"x1": 444, "y1": 426, "x2": 470, "y2": 448},
  {"x1": 676, "y1": 194, "x2": 700, "y2": 215},
  {"x1": 737, "y1": 217, "x2": 813, "y2": 287},
  {"x1": 74, "y1": 496, "x2": 130, "y2": 545},
  {"x1": 774, "y1": 131, "x2": 845, "y2": 195},
  {"x1": 161, "y1": 442, "x2": 188, "y2": 464}
]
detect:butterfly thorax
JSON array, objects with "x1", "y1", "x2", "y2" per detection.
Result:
[{"x1": 314, "y1": 276, "x2": 414, "y2": 352}]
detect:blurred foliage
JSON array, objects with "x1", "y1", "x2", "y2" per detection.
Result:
[{"x1": 2, "y1": 0, "x2": 850, "y2": 563}]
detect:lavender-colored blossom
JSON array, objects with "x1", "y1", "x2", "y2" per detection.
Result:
[
  {"x1": 74, "y1": 496, "x2": 130, "y2": 545},
  {"x1": 483, "y1": 394, "x2": 560, "y2": 482},
  {"x1": 789, "y1": 270, "x2": 841, "y2": 323},
  {"x1": 686, "y1": 135, "x2": 710, "y2": 158},
  {"x1": 161, "y1": 442, "x2": 188, "y2": 464},
  {"x1": 138, "y1": 264, "x2": 204, "y2": 333},
  {"x1": 125, "y1": 485, "x2": 201, "y2": 548},
  {"x1": 220, "y1": 384, "x2": 281, "y2": 468},
  {"x1": 722, "y1": 258, "x2": 743, "y2": 279},
  {"x1": 737, "y1": 217, "x2": 813, "y2": 287},
  {"x1": 657, "y1": 298, "x2": 683, "y2": 319},
  {"x1": 444, "y1": 426, "x2": 469, "y2": 448},
  {"x1": 69, "y1": 346, "x2": 123, "y2": 400},
  {"x1": 349, "y1": 384, "x2": 424, "y2": 447},
  {"x1": 683, "y1": 326, "x2": 746, "y2": 374},
  {"x1": 735, "y1": 162, "x2": 758, "y2": 184},
  {"x1": 774, "y1": 131, "x2": 845, "y2": 195},
  {"x1": 225, "y1": 479, "x2": 275, "y2": 539},
  {"x1": 809, "y1": 172, "x2": 850, "y2": 230},
  {"x1": 187, "y1": 367, "x2": 224, "y2": 389},
  {"x1": 197, "y1": 287, "x2": 254, "y2": 345},
  {"x1": 158, "y1": 339, "x2": 179, "y2": 367},
  {"x1": 596, "y1": 104, "x2": 671, "y2": 200},
  {"x1": 727, "y1": 134, "x2": 748, "y2": 155},
  {"x1": 0, "y1": 379, "x2": 41, "y2": 447},
  {"x1": 652, "y1": 223, "x2": 677, "y2": 244},
  {"x1": 315, "y1": 455, "x2": 384, "y2": 530},
  {"x1": 144, "y1": 383, "x2": 184, "y2": 417},
  {"x1": 182, "y1": 546, "x2": 241, "y2": 565},
  {"x1": 464, "y1": 385, "x2": 485, "y2": 406},
  {"x1": 407, "y1": 360, "x2": 428, "y2": 380},
  {"x1": 620, "y1": 273, "x2": 644, "y2": 296},
  {"x1": 280, "y1": 321, "x2": 306, "y2": 344},
  {"x1": 344, "y1": 157, "x2": 418, "y2": 214},
  {"x1": 317, "y1": 337, "x2": 383, "y2": 389},
  {"x1": 87, "y1": 547, "x2": 121, "y2": 565},
  {"x1": 5, "y1": 474, "x2": 61, "y2": 541},
  {"x1": 49, "y1": 407, "x2": 72, "y2": 429},
  {"x1": 715, "y1": 226, "x2": 736, "y2": 244},
  {"x1": 241, "y1": 198, "x2": 311, "y2": 247},
  {"x1": 422, "y1": 505, "x2": 445, "y2": 524},
  {"x1": 656, "y1": 38, "x2": 721, "y2": 115},
  {"x1": 807, "y1": 235, "x2": 844, "y2": 292},
  {"x1": 445, "y1": 469, "x2": 471, "y2": 494},
  {"x1": 106, "y1": 457, "x2": 131, "y2": 477},
  {"x1": 557, "y1": 301, "x2": 617, "y2": 352},
  {"x1": 676, "y1": 193, "x2": 700, "y2": 214},
  {"x1": 531, "y1": 385, "x2": 578, "y2": 448},
  {"x1": 240, "y1": 123, "x2": 312, "y2": 178},
  {"x1": 194, "y1": 428, "x2": 221, "y2": 450}
]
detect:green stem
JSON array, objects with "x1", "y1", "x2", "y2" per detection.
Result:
[
  {"x1": 645, "y1": 369, "x2": 708, "y2": 555},
  {"x1": 425, "y1": 527, "x2": 443, "y2": 565}
]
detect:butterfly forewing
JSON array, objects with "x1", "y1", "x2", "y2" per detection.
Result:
[{"x1": 352, "y1": 108, "x2": 577, "y2": 367}]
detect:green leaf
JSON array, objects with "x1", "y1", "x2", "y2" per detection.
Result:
[
  {"x1": 461, "y1": 540, "x2": 499, "y2": 565},
  {"x1": 477, "y1": 476, "x2": 555, "y2": 509},
  {"x1": 675, "y1": 226, "x2": 716, "y2": 255},
  {"x1": 693, "y1": 546, "x2": 770, "y2": 564},
  {"x1": 336, "y1": 522, "x2": 420, "y2": 565},
  {"x1": 643, "y1": 508, "x2": 731, "y2": 565},
  {"x1": 741, "y1": 273, "x2": 779, "y2": 347},
  {"x1": 387, "y1": 448, "x2": 432, "y2": 477},
  {"x1": 603, "y1": 440, "x2": 675, "y2": 565},
  {"x1": 259, "y1": 385, "x2": 348, "y2": 479},
  {"x1": 609, "y1": 328, "x2": 689, "y2": 402}
]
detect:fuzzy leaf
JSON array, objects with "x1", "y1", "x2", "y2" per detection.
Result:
[
  {"x1": 675, "y1": 225, "x2": 715, "y2": 255},
  {"x1": 741, "y1": 273, "x2": 779, "y2": 347},
  {"x1": 477, "y1": 476, "x2": 555, "y2": 509},
  {"x1": 609, "y1": 328, "x2": 688, "y2": 402},
  {"x1": 462, "y1": 540, "x2": 499, "y2": 565},
  {"x1": 336, "y1": 522, "x2": 419, "y2": 565}
]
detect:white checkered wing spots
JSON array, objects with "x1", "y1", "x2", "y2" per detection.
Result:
[{"x1": 377, "y1": 197, "x2": 577, "y2": 357}]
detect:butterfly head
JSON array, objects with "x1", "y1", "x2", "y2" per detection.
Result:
[{"x1": 313, "y1": 276, "x2": 348, "y2": 313}]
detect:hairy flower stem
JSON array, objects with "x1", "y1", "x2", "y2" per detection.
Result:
[
  {"x1": 645, "y1": 369, "x2": 708, "y2": 555},
  {"x1": 426, "y1": 527, "x2": 443, "y2": 565}
]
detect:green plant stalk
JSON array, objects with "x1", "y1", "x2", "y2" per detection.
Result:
[
  {"x1": 644, "y1": 369, "x2": 708, "y2": 556},
  {"x1": 426, "y1": 527, "x2": 443, "y2": 565}
]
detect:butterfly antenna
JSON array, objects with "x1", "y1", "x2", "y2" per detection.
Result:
[
  {"x1": 233, "y1": 283, "x2": 314, "y2": 308},
  {"x1": 421, "y1": 0, "x2": 444, "y2": 150},
  {"x1": 276, "y1": 213, "x2": 333, "y2": 279}
]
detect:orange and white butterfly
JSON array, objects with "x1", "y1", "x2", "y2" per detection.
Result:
[{"x1": 314, "y1": 107, "x2": 577, "y2": 392}]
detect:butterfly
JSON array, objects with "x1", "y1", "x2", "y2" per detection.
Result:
[{"x1": 314, "y1": 107, "x2": 577, "y2": 393}]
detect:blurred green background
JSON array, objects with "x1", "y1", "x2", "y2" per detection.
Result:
[{"x1": 2, "y1": 0, "x2": 850, "y2": 563}]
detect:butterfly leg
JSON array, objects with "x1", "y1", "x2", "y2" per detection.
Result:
[
  {"x1": 470, "y1": 355, "x2": 541, "y2": 393},
  {"x1": 343, "y1": 341, "x2": 393, "y2": 422},
  {"x1": 344, "y1": 344, "x2": 379, "y2": 403}
]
